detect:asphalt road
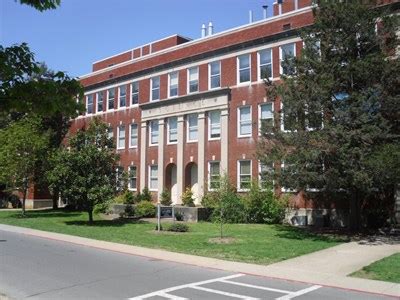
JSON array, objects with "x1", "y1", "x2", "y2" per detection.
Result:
[{"x1": 0, "y1": 230, "x2": 394, "y2": 300}]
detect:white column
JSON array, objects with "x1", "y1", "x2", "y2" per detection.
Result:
[
  {"x1": 220, "y1": 109, "x2": 229, "y2": 174},
  {"x1": 197, "y1": 112, "x2": 206, "y2": 201},
  {"x1": 176, "y1": 115, "x2": 185, "y2": 204},
  {"x1": 157, "y1": 119, "x2": 164, "y2": 201},
  {"x1": 140, "y1": 121, "x2": 147, "y2": 191}
]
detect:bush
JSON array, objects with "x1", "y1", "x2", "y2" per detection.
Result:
[
  {"x1": 135, "y1": 201, "x2": 155, "y2": 217},
  {"x1": 166, "y1": 223, "x2": 189, "y2": 232},
  {"x1": 140, "y1": 187, "x2": 152, "y2": 202},
  {"x1": 175, "y1": 212, "x2": 184, "y2": 221},
  {"x1": 181, "y1": 187, "x2": 195, "y2": 207},
  {"x1": 113, "y1": 194, "x2": 125, "y2": 204},
  {"x1": 123, "y1": 191, "x2": 135, "y2": 204},
  {"x1": 93, "y1": 200, "x2": 111, "y2": 214},
  {"x1": 243, "y1": 182, "x2": 287, "y2": 224},
  {"x1": 124, "y1": 204, "x2": 135, "y2": 216},
  {"x1": 160, "y1": 190, "x2": 172, "y2": 206}
]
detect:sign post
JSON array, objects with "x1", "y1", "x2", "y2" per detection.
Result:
[{"x1": 157, "y1": 204, "x2": 161, "y2": 232}]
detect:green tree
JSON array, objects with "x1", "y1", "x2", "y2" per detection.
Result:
[
  {"x1": 18, "y1": 0, "x2": 61, "y2": 11},
  {"x1": 0, "y1": 117, "x2": 49, "y2": 215},
  {"x1": 47, "y1": 118, "x2": 119, "y2": 223},
  {"x1": 259, "y1": 1, "x2": 399, "y2": 229}
]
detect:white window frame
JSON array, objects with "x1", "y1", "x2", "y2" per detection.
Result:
[
  {"x1": 168, "y1": 72, "x2": 179, "y2": 98},
  {"x1": 129, "y1": 123, "x2": 138, "y2": 148},
  {"x1": 107, "y1": 88, "x2": 115, "y2": 111},
  {"x1": 117, "y1": 125, "x2": 126, "y2": 150},
  {"x1": 187, "y1": 67, "x2": 199, "y2": 94},
  {"x1": 279, "y1": 43, "x2": 296, "y2": 75},
  {"x1": 149, "y1": 120, "x2": 159, "y2": 146},
  {"x1": 237, "y1": 160, "x2": 252, "y2": 192},
  {"x1": 258, "y1": 48, "x2": 273, "y2": 80},
  {"x1": 208, "y1": 161, "x2": 220, "y2": 191},
  {"x1": 151, "y1": 76, "x2": 160, "y2": 101},
  {"x1": 128, "y1": 165, "x2": 137, "y2": 191},
  {"x1": 237, "y1": 105, "x2": 252, "y2": 138},
  {"x1": 107, "y1": 126, "x2": 114, "y2": 140},
  {"x1": 237, "y1": 54, "x2": 251, "y2": 84},
  {"x1": 258, "y1": 103, "x2": 274, "y2": 135},
  {"x1": 208, "y1": 110, "x2": 221, "y2": 140},
  {"x1": 130, "y1": 81, "x2": 139, "y2": 106},
  {"x1": 86, "y1": 94, "x2": 94, "y2": 115},
  {"x1": 186, "y1": 113, "x2": 198, "y2": 143},
  {"x1": 149, "y1": 165, "x2": 158, "y2": 191},
  {"x1": 118, "y1": 85, "x2": 126, "y2": 109},
  {"x1": 167, "y1": 117, "x2": 178, "y2": 144},
  {"x1": 116, "y1": 166, "x2": 124, "y2": 192},
  {"x1": 259, "y1": 161, "x2": 274, "y2": 191},
  {"x1": 96, "y1": 92, "x2": 103, "y2": 113},
  {"x1": 209, "y1": 61, "x2": 221, "y2": 90}
]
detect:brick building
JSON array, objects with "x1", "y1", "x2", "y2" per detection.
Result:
[{"x1": 29, "y1": 0, "x2": 397, "y2": 224}]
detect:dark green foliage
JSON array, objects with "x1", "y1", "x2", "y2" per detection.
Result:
[
  {"x1": 174, "y1": 212, "x2": 184, "y2": 221},
  {"x1": 243, "y1": 182, "x2": 287, "y2": 224},
  {"x1": 135, "y1": 201, "x2": 155, "y2": 218},
  {"x1": 46, "y1": 118, "x2": 119, "y2": 222},
  {"x1": 166, "y1": 223, "x2": 189, "y2": 232},
  {"x1": 124, "y1": 204, "x2": 135, "y2": 217},
  {"x1": 259, "y1": 1, "x2": 400, "y2": 229},
  {"x1": 123, "y1": 191, "x2": 135, "y2": 204},
  {"x1": 19, "y1": 0, "x2": 61, "y2": 11},
  {"x1": 160, "y1": 190, "x2": 172, "y2": 206},
  {"x1": 140, "y1": 187, "x2": 152, "y2": 202},
  {"x1": 181, "y1": 188, "x2": 195, "y2": 207}
]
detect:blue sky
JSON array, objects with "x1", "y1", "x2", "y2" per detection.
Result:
[{"x1": 1, "y1": 0, "x2": 274, "y2": 78}]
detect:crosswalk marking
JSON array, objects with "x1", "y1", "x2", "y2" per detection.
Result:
[
  {"x1": 275, "y1": 285, "x2": 322, "y2": 300},
  {"x1": 190, "y1": 285, "x2": 259, "y2": 299},
  {"x1": 220, "y1": 279, "x2": 292, "y2": 294}
]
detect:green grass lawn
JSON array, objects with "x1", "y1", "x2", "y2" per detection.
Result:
[
  {"x1": 0, "y1": 209, "x2": 345, "y2": 265},
  {"x1": 351, "y1": 253, "x2": 400, "y2": 283}
]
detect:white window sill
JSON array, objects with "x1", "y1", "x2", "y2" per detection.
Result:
[
  {"x1": 149, "y1": 189, "x2": 158, "y2": 192},
  {"x1": 208, "y1": 137, "x2": 221, "y2": 141},
  {"x1": 186, "y1": 140, "x2": 198, "y2": 144},
  {"x1": 237, "y1": 188, "x2": 250, "y2": 192},
  {"x1": 149, "y1": 144, "x2": 158, "y2": 147},
  {"x1": 128, "y1": 188, "x2": 137, "y2": 191},
  {"x1": 129, "y1": 146, "x2": 138, "y2": 149},
  {"x1": 116, "y1": 147, "x2": 126, "y2": 151},
  {"x1": 167, "y1": 141, "x2": 178, "y2": 145},
  {"x1": 238, "y1": 134, "x2": 252, "y2": 139}
]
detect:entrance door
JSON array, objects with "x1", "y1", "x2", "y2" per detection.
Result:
[
  {"x1": 190, "y1": 164, "x2": 199, "y2": 205},
  {"x1": 169, "y1": 165, "x2": 178, "y2": 204}
]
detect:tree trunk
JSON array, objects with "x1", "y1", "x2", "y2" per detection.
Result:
[
  {"x1": 52, "y1": 187, "x2": 59, "y2": 210},
  {"x1": 22, "y1": 188, "x2": 27, "y2": 217},
  {"x1": 349, "y1": 189, "x2": 361, "y2": 231},
  {"x1": 88, "y1": 209, "x2": 93, "y2": 223}
]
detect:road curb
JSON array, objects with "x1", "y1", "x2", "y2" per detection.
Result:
[{"x1": 0, "y1": 224, "x2": 399, "y2": 298}]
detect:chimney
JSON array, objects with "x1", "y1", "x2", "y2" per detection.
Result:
[
  {"x1": 208, "y1": 21, "x2": 213, "y2": 36},
  {"x1": 249, "y1": 10, "x2": 253, "y2": 23},
  {"x1": 201, "y1": 23, "x2": 206, "y2": 38},
  {"x1": 262, "y1": 5, "x2": 268, "y2": 19}
]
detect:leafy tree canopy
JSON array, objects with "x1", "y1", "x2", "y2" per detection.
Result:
[
  {"x1": 258, "y1": 1, "x2": 399, "y2": 228},
  {"x1": 18, "y1": 0, "x2": 61, "y2": 11}
]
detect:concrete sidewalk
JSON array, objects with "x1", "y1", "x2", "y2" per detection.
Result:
[{"x1": 0, "y1": 224, "x2": 399, "y2": 297}]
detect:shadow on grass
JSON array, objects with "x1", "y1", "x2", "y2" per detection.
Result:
[
  {"x1": 5, "y1": 209, "x2": 81, "y2": 219},
  {"x1": 64, "y1": 218, "x2": 149, "y2": 227},
  {"x1": 272, "y1": 224, "x2": 348, "y2": 243}
]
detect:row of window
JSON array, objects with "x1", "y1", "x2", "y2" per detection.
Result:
[
  {"x1": 111, "y1": 103, "x2": 274, "y2": 150},
  {"x1": 117, "y1": 160, "x2": 270, "y2": 192},
  {"x1": 85, "y1": 43, "x2": 296, "y2": 115}
]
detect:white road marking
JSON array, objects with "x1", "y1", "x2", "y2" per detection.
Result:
[
  {"x1": 190, "y1": 285, "x2": 259, "y2": 299},
  {"x1": 128, "y1": 274, "x2": 244, "y2": 299},
  {"x1": 275, "y1": 285, "x2": 322, "y2": 300},
  {"x1": 220, "y1": 279, "x2": 291, "y2": 294},
  {"x1": 158, "y1": 292, "x2": 188, "y2": 300}
]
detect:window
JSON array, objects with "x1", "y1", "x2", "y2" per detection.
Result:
[
  {"x1": 108, "y1": 88, "x2": 115, "y2": 110},
  {"x1": 107, "y1": 126, "x2": 113, "y2": 140},
  {"x1": 117, "y1": 125, "x2": 125, "y2": 149},
  {"x1": 238, "y1": 54, "x2": 251, "y2": 83},
  {"x1": 188, "y1": 67, "x2": 199, "y2": 93},
  {"x1": 281, "y1": 102, "x2": 297, "y2": 132},
  {"x1": 208, "y1": 161, "x2": 220, "y2": 190},
  {"x1": 129, "y1": 123, "x2": 138, "y2": 148},
  {"x1": 169, "y1": 72, "x2": 179, "y2": 97},
  {"x1": 149, "y1": 165, "x2": 158, "y2": 191},
  {"x1": 116, "y1": 166, "x2": 124, "y2": 191},
  {"x1": 128, "y1": 166, "x2": 137, "y2": 191},
  {"x1": 238, "y1": 160, "x2": 252, "y2": 191},
  {"x1": 86, "y1": 94, "x2": 94, "y2": 114},
  {"x1": 208, "y1": 111, "x2": 221, "y2": 139},
  {"x1": 118, "y1": 85, "x2": 126, "y2": 108},
  {"x1": 259, "y1": 49, "x2": 272, "y2": 80},
  {"x1": 187, "y1": 114, "x2": 198, "y2": 142},
  {"x1": 238, "y1": 106, "x2": 252, "y2": 137},
  {"x1": 149, "y1": 120, "x2": 159, "y2": 145},
  {"x1": 280, "y1": 43, "x2": 296, "y2": 75},
  {"x1": 131, "y1": 81, "x2": 139, "y2": 105},
  {"x1": 259, "y1": 103, "x2": 274, "y2": 133},
  {"x1": 96, "y1": 91, "x2": 103, "y2": 113},
  {"x1": 167, "y1": 117, "x2": 178, "y2": 144},
  {"x1": 151, "y1": 76, "x2": 160, "y2": 101},
  {"x1": 259, "y1": 162, "x2": 273, "y2": 190},
  {"x1": 209, "y1": 61, "x2": 220, "y2": 89}
]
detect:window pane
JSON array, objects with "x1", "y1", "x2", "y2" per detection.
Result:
[
  {"x1": 152, "y1": 77, "x2": 160, "y2": 100},
  {"x1": 97, "y1": 92, "x2": 103, "y2": 112},
  {"x1": 210, "y1": 61, "x2": 220, "y2": 75},
  {"x1": 240, "y1": 161, "x2": 251, "y2": 174},
  {"x1": 239, "y1": 55, "x2": 250, "y2": 69},
  {"x1": 130, "y1": 123, "x2": 138, "y2": 147},
  {"x1": 150, "y1": 120, "x2": 159, "y2": 144},
  {"x1": 260, "y1": 65, "x2": 272, "y2": 79},
  {"x1": 108, "y1": 88, "x2": 114, "y2": 109},
  {"x1": 281, "y1": 43, "x2": 295, "y2": 59},
  {"x1": 261, "y1": 103, "x2": 273, "y2": 119},
  {"x1": 211, "y1": 76, "x2": 220, "y2": 89},
  {"x1": 168, "y1": 117, "x2": 177, "y2": 143},
  {"x1": 260, "y1": 49, "x2": 272, "y2": 65},
  {"x1": 209, "y1": 111, "x2": 221, "y2": 138},
  {"x1": 118, "y1": 125, "x2": 125, "y2": 148},
  {"x1": 119, "y1": 86, "x2": 126, "y2": 107},
  {"x1": 87, "y1": 95, "x2": 93, "y2": 114},
  {"x1": 131, "y1": 82, "x2": 139, "y2": 105}
]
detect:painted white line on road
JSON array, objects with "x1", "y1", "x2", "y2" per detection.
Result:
[
  {"x1": 158, "y1": 292, "x2": 188, "y2": 300},
  {"x1": 191, "y1": 285, "x2": 259, "y2": 299},
  {"x1": 275, "y1": 285, "x2": 322, "y2": 300},
  {"x1": 128, "y1": 273, "x2": 244, "y2": 299},
  {"x1": 221, "y1": 279, "x2": 291, "y2": 294}
]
